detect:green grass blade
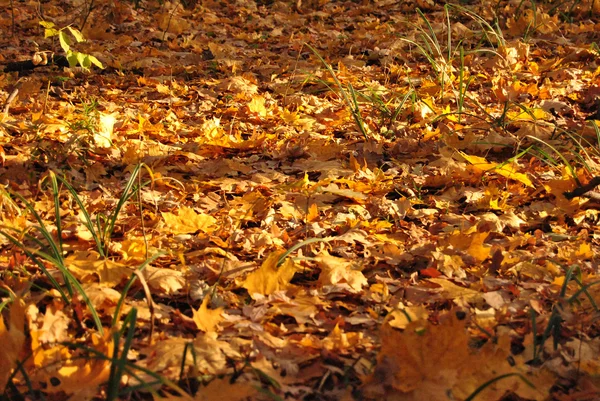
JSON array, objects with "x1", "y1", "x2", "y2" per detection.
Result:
[
  {"x1": 465, "y1": 373, "x2": 535, "y2": 401},
  {"x1": 55, "y1": 176, "x2": 104, "y2": 257},
  {"x1": 105, "y1": 163, "x2": 144, "y2": 240},
  {"x1": 305, "y1": 43, "x2": 369, "y2": 139},
  {"x1": 111, "y1": 252, "x2": 164, "y2": 326}
]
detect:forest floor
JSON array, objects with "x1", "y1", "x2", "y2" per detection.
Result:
[{"x1": 1, "y1": 0, "x2": 600, "y2": 400}]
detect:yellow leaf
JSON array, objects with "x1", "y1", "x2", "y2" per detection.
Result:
[
  {"x1": 242, "y1": 250, "x2": 297, "y2": 298},
  {"x1": 460, "y1": 151, "x2": 533, "y2": 187},
  {"x1": 285, "y1": 172, "x2": 311, "y2": 191},
  {"x1": 281, "y1": 108, "x2": 299, "y2": 124},
  {"x1": 162, "y1": 206, "x2": 217, "y2": 235},
  {"x1": 65, "y1": 251, "x2": 132, "y2": 286},
  {"x1": 467, "y1": 231, "x2": 491, "y2": 263},
  {"x1": 192, "y1": 297, "x2": 223, "y2": 333},
  {"x1": 506, "y1": 108, "x2": 548, "y2": 121},
  {"x1": 31, "y1": 330, "x2": 113, "y2": 395},
  {"x1": 94, "y1": 112, "x2": 116, "y2": 148},
  {"x1": 143, "y1": 265, "x2": 185, "y2": 295},
  {"x1": 442, "y1": 104, "x2": 458, "y2": 122},
  {"x1": 386, "y1": 305, "x2": 429, "y2": 330},
  {"x1": 322, "y1": 324, "x2": 363, "y2": 351},
  {"x1": 248, "y1": 95, "x2": 267, "y2": 117}
]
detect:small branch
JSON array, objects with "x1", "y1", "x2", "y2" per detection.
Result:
[
  {"x1": 9, "y1": 0, "x2": 15, "y2": 36},
  {"x1": 80, "y1": 0, "x2": 95, "y2": 31},
  {"x1": 563, "y1": 176, "x2": 600, "y2": 200},
  {"x1": 3, "y1": 87, "x2": 19, "y2": 118},
  {"x1": 3, "y1": 55, "x2": 70, "y2": 73}
]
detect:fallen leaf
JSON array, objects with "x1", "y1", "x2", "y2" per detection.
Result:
[
  {"x1": 192, "y1": 296, "x2": 224, "y2": 332},
  {"x1": 0, "y1": 296, "x2": 26, "y2": 391},
  {"x1": 162, "y1": 206, "x2": 217, "y2": 235},
  {"x1": 460, "y1": 151, "x2": 534, "y2": 187},
  {"x1": 241, "y1": 250, "x2": 297, "y2": 298},
  {"x1": 65, "y1": 250, "x2": 132, "y2": 286},
  {"x1": 363, "y1": 312, "x2": 553, "y2": 400},
  {"x1": 315, "y1": 250, "x2": 367, "y2": 292}
]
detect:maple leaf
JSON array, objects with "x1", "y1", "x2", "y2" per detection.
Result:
[
  {"x1": 192, "y1": 296, "x2": 224, "y2": 332},
  {"x1": 0, "y1": 296, "x2": 26, "y2": 391},
  {"x1": 194, "y1": 377, "x2": 258, "y2": 401},
  {"x1": 363, "y1": 312, "x2": 553, "y2": 401},
  {"x1": 7, "y1": 0, "x2": 600, "y2": 398},
  {"x1": 94, "y1": 112, "x2": 116, "y2": 148},
  {"x1": 31, "y1": 330, "x2": 113, "y2": 396},
  {"x1": 315, "y1": 250, "x2": 367, "y2": 292},
  {"x1": 37, "y1": 303, "x2": 70, "y2": 343},
  {"x1": 428, "y1": 277, "x2": 483, "y2": 304},
  {"x1": 65, "y1": 250, "x2": 132, "y2": 286},
  {"x1": 322, "y1": 324, "x2": 363, "y2": 352},
  {"x1": 247, "y1": 95, "x2": 268, "y2": 117},
  {"x1": 241, "y1": 250, "x2": 297, "y2": 298},
  {"x1": 138, "y1": 333, "x2": 244, "y2": 379},
  {"x1": 460, "y1": 151, "x2": 534, "y2": 187},
  {"x1": 143, "y1": 265, "x2": 186, "y2": 295},
  {"x1": 162, "y1": 206, "x2": 217, "y2": 235}
]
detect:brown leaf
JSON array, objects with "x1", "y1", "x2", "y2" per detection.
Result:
[{"x1": 315, "y1": 250, "x2": 367, "y2": 293}]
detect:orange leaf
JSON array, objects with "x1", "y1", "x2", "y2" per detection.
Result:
[
  {"x1": 65, "y1": 250, "x2": 132, "y2": 286},
  {"x1": 364, "y1": 312, "x2": 553, "y2": 400},
  {"x1": 192, "y1": 297, "x2": 223, "y2": 333},
  {"x1": 0, "y1": 296, "x2": 26, "y2": 391},
  {"x1": 241, "y1": 250, "x2": 297, "y2": 298},
  {"x1": 162, "y1": 206, "x2": 217, "y2": 235},
  {"x1": 460, "y1": 151, "x2": 533, "y2": 187}
]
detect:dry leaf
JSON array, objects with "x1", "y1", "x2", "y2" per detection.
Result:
[
  {"x1": 162, "y1": 206, "x2": 217, "y2": 235},
  {"x1": 192, "y1": 296, "x2": 224, "y2": 332},
  {"x1": 0, "y1": 296, "x2": 26, "y2": 391},
  {"x1": 241, "y1": 250, "x2": 297, "y2": 298},
  {"x1": 315, "y1": 250, "x2": 367, "y2": 292}
]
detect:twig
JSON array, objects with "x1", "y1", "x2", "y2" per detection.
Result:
[
  {"x1": 80, "y1": 0, "x2": 95, "y2": 31},
  {"x1": 3, "y1": 54, "x2": 70, "y2": 73},
  {"x1": 161, "y1": 3, "x2": 180, "y2": 43},
  {"x1": 132, "y1": 269, "x2": 155, "y2": 346},
  {"x1": 563, "y1": 176, "x2": 600, "y2": 200},
  {"x1": 9, "y1": 0, "x2": 15, "y2": 36},
  {"x1": 3, "y1": 87, "x2": 19, "y2": 118}
]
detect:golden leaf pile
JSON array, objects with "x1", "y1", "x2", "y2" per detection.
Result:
[{"x1": 1, "y1": 0, "x2": 600, "y2": 399}]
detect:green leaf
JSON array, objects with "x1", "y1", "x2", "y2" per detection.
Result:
[
  {"x1": 66, "y1": 50, "x2": 78, "y2": 67},
  {"x1": 77, "y1": 52, "x2": 91, "y2": 70},
  {"x1": 59, "y1": 30, "x2": 71, "y2": 53},
  {"x1": 67, "y1": 26, "x2": 86, "y2": 42}
]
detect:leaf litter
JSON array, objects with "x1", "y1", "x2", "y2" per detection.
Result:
[{"x1": 1, "y1": 0, "x2": 600, "y2": 400}]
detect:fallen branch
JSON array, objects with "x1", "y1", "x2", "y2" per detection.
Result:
[
  {"x1": 563, "y1": 176, "x2": 600, "y2": 200},
  {"x1": 3, "y1": 54, "x2": 70, "y2": 73}
]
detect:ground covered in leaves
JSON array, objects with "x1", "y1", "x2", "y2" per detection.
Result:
[{"x1": 1, "y1": 0, "x2": 600, "y2": 400}]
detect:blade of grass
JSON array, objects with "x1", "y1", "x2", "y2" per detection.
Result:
[{"x1": 305, "y1": 43, "x2": 369, "y2": 139}]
